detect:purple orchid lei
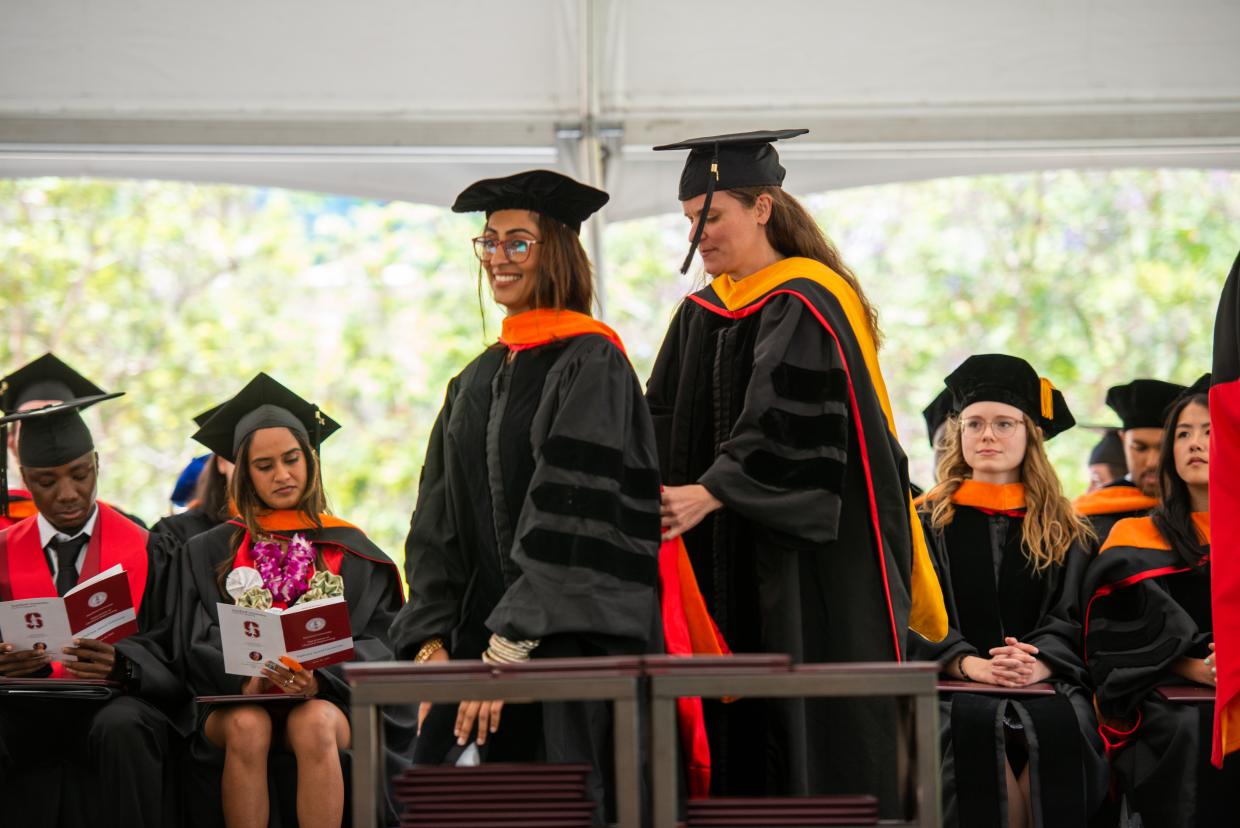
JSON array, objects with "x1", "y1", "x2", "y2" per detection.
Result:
[{"x1": 251, "y1": 532, "x2": 315, "y2": 605}]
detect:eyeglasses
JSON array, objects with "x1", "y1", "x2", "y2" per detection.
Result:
[
  {"x1": 472, "y1": 237, "x2": 540, "y2": 263},
  {"x1": 960, "y1": 417, "x2": 1025, "y2": 438}
]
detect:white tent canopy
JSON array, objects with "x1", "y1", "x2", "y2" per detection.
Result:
[{"x1": 2, "y1": 0, "x2": 1239, "y2": 222}]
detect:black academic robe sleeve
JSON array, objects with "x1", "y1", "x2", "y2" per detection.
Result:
[
  {"x1": 907, "y1": 511, "x2": 978, "y2": 667},
  {"x1": 1083, "y1": 550, "x2": 1209, "y2": 718},
  {"x1": 486, "y1": 337, "x2": 661, "y2": 647},
  {"x1": 389, "y1": 378, "x2": 469, "y2": 659},
  {"x1": 114, "y1": 532, "x2": 193, "y2": 725},
  {"x1": 696, "y1": 295, "x2": 851, "y2": 545},
  {"x1": 1023, "y1": 541, "x2": 1092, "y2": 688}
]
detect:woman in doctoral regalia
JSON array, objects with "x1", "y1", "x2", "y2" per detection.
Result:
[
  {"x1": 1082, "y1": 379, "x2": 1240, "y2": 828},
  {"x1": 387, "y1": 170, "x2": 662, "y2": 822},
  {"x1": 909, "y1": 354, "x2": 1106, "y2": 828},
  {"x1": 644, "y1": 129, "x2": 947, "y2": 807},
  {"x1": 177, "y1": 373, "x2": 413, "y2": 828}
]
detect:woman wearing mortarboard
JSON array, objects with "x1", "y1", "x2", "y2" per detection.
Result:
[
  {"x1": 645, "y1": 130, "x2": 947, "y2": 807},
  {"x1": 173, "y1": 373, "x2": 413, "y2": 828},
  {"x1": 1081, "y1": 376, "x2": 1240, "y2": 827},
  {"x1": 910, "y1": 354, "x2": 1106, "y2": 828},
  {"x1": 387, "y1": 170, "x2": 661, "y2": 822}
]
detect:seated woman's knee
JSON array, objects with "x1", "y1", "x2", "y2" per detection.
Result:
[
  {"x1": 286, "y1": 700, "x2": 343, "y2": 756},
  {"x1": 222, "y1": 705, "x2": 273, "y2": 757}
]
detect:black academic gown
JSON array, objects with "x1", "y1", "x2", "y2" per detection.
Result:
[
  {"x1": 175, "y1": 520, "x2": 415, "y2": 828},
  {"x1": 389, "y1": 333, "x2": 661, "y2": 821},
  {"x1": 1082, "y1": 515, "x2": 1239, "y2": 828},
  {"x1": 645, "y1": 259, "x2": 926, "y2": 808},
  {"x1": 149, "y1": 506, "x2": 224, "y2": 545},
  {"x1": 909, "y1": 493, "x2": 1106, "y2": 828},
  {"x1": 0, "y1": 510, "x2": 184, "y2": 828}
]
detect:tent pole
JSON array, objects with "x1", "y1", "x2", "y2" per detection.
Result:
[{"x1": 579, "y1": 0, "x2": 607, "y2": 319}]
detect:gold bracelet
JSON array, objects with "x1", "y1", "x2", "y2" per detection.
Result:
[{"x1": 414, "y1": 637, "x2": 445, "y2": 663}]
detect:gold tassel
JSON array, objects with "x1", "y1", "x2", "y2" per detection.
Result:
[{"x1": 1040, "y1": 377, "x2": 1055, "y2": 420}]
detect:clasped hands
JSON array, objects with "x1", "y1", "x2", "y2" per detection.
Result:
[
  {"x1": 962, "y1": 636, "x2": 1052, "y2": 688},
  {"x1": 0, "y1": 638, "x2": 117, "y2": 679}
]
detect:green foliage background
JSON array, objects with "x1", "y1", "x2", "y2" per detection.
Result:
[{"x1": 2, "y1": 169, "x2": 1236, "y2": 577}]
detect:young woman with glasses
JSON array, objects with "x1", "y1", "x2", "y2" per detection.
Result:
[
  {"x1": 388, "y1": 170, "x2": 661, "y2": 822},
  {"x1": 911, "y1": 354, "x2": 1105, "y2": 828},
  {"x1": 1082, "y1": 379, "x2": 1237, "y2": 828}
]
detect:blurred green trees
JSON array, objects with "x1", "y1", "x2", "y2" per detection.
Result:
[{"x1": 2, "y1": 169, "x2": 1236, "y2": 575}]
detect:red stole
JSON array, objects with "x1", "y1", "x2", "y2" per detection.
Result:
[{"x1": 0, "y1": 503, "x2": 149, "y2": 678}]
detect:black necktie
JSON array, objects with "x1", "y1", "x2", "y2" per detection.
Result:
[{"x1": 50, "y1": 535, "x2": 90, "y2": 597}]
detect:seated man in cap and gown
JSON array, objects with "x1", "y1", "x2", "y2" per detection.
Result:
[
  {"x1": 150, "y1": 403, "x2": 234, "y2": 544},
  {"x1": 1, "y1": 353, "x2": 146, "y2": 531},
  {"x1": 1074, "y1": 379, "x2": 1186, "y2": 543},
  {"x1": 388, "y1": 170, "x2": 661, "y2": 823},
  {"x1": 171, "y1": 373, "x2": 413, "y2": 828},
  {"x1": 0, "y1": 392, "x2": 185, "y2": 828},
  {"x1": 910, "y1": 355, "x2": 1105, "y2": 828},
  {"x1": 645, "y1": 129, "x2": 946, "y2": 809},
  {"x1": 1081, "y1": 379, "x2": 1239, "y2": 828}
]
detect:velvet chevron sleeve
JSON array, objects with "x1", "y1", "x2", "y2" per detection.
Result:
[
  {"x1": 485, "y1": 337, "x2": 661, "y2": 646},
  {"x1": 697, "y1": 295, "x2": 849, "y2": 544},
  {"x1": 1082, "y1": 547, "x2": 1206, "y2": 717},
  {"x1": 388, "y1": 381, "x2": 468, "y2": 659}
]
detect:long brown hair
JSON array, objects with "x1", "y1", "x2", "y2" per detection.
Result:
[
  {"x1": 476, "y1": 213, "x2": 595, "y2": 321},
  {"x1": 924, "y1": 413, "x2": 1095, "y2": 573},
  {"x1": 727, "y1": 186, "x2": 881, "y2": 345},
  {"x1": 215, "y1": 428, "x2": 329, "y2": 593},
  {"x1": 192, "y1": 453, "x2": 231, "y2": 522}
]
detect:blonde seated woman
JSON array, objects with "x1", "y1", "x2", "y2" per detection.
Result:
[{"x1": 910, "y1": 354, "x2": 1106, "y2": 828}]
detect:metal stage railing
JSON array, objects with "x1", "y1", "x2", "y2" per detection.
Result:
[{"x1": 345, "y1": 656, "x2": 941, "y2": 828}]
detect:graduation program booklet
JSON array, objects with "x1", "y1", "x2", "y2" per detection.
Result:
[
  {"x1": 0, "y1": 564, "x2": 138, "y2": 660},
  {"x1": 217, "y1": 595, "x2": 354, "y2": 677}
]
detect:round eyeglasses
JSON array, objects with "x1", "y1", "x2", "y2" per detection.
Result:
[
  {"x1": 960, "y1": 417, "x2": 1025, "y2": 438},
  {"x1": 472, "y1": 237, "x2": 540, "y2": 263}
]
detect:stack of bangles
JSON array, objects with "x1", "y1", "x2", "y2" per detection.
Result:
[
  {"x1": 414, "y1": 637, "x2": 445, "y2": 663},
  {"x1": 482, "y1": 634, "x2": 539, "y2": 664}
]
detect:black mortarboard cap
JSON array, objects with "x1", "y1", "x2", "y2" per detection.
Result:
[
  {"x1": 1105, "y1": 379, "x2": 1187, "y2": 430},
  {"x1": 193, "y1": 402, "x2": 227, "y2": 429},
  {"x1": 653, "y1": 129, "x2": 808, "y2": 274},
  {"x1": 191, "y1": 373, "x2": 339, "y2": 463},
  {"x1": 944, "y1": 354, "x2": 1075, "y2": 439},
  {"x1": 1088, "y1": 430, "x2": 1126, "y2": 467},
  {"x1": 451, "y1": 170, "x2": 608, "y2": 234},
  {"x1": 0, "y1": 353, "x2": 105, "y2": 414},
  {"x1": 1183, "y1": 373, "x2": 1211, "y2": 398},
  {"x1": 922, "y1": 387, "x2": 955, "y2": 449},
  {"x1": 0, "y1": 392, "x2": 121, "y2": 517},
  {"x1": 0, "y1": 393, "x2": 122, "y2": 471}
]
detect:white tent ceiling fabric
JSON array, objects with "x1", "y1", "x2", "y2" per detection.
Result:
[{"x1": 1, "y1": 0, "x2": 1239, "y2": 218}]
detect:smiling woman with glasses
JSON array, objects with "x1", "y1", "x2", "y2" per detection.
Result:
[
  {"x1": 911, "y1": 353, "x2": 1104, "y2": 828},
  {"x1": 389, "y1": 170, "x2": 661, "y2": 823}
]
